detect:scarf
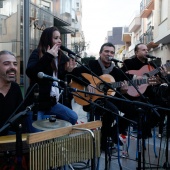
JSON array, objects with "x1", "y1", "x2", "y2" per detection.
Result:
[{"x1": 98, "y1": 58, "x2": 115, "y2": 74}]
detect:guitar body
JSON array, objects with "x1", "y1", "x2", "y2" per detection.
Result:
[
  {"x1": 70, "y1": 73, "x2": 115, "y2": 106},
  {"x1": 126, "y1": 65, "x2": 154, "y2": 97}
]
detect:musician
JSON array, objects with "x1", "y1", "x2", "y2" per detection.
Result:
[
  {"x1": 121, "y1": 43, "x2": 163, "y2": 138},
  {"x1": 71, "y1": 42, "x2": 137, "y2": 148},
  {"x1": 25, "y1": 26, "x2": 78, "y2": 133},
  {"x1": 0, "y1": 50, "x2": 23, "y2": 135}
]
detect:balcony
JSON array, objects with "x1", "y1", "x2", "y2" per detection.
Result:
[
  {"x1": 140, "y1": 0, "x2": 155, "y2": 18},
  {"x1": 146, "y1": 26, "x2": 153, "y2": 42},
  {"x1": 139, "y1": 27, "x2": 159, "y2": 50},
  {"x1": 129, "y1": 16, "x2": 141, "y2": 32},
  {"x1": 122, "y1": 33, "x2": 131, "y2": 43}
]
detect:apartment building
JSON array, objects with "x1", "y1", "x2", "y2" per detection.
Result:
[
  {"x1": 105, "y1": 27, "x2": 125, "y2": 61},
  {"x1": 67, "y1": 0, "x2": 85, "y2": 55},
  {"x1": 122, "y1": 0, "x2": 170, "y2": 65},
  {"x1": 0, "y1": 0, "x2": 83, "y2": 92}
]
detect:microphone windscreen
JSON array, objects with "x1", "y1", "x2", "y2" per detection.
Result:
[
  {"x1": 37, "y1": 72, "x2": 44, "y2": 79},
  {"x1": 60, "y1": 45, "x2": 67, "y2": 51},
  {"x1": 108, "y1": 57, "x2": 113, "y2": 61}
]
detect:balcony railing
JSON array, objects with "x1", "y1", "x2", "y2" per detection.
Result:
[
  {"x1": 139, "y1": 26, "x2": 159, "y2": 49},
  {"x1": 139, "y1": 26, "x2": 153, "y2": 44},
  {"x1": 140, "y1": 0, "x2": 152, "y2": 12},
  {"x1": 139, "y1": 33, "x2": 146, "y2": 44},
  {"x1": 145, "y1": 26, "x2": 153, "y2": 44}
]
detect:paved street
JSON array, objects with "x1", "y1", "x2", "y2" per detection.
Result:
[{"x1": 72, "y1": 101, "x2": 170, "y2": 170}]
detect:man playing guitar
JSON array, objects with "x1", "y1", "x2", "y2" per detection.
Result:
[
  {"x1": 71, "y1": 42, "x2": 144, "y2": 150},
  {"x1": 121, "y1": 43, "x2": 163, "y2": 138}
]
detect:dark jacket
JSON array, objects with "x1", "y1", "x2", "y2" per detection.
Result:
[
  {"x1": 0, "y1": 82, "x2": 23, "y2": 135},
  {"x1": 121, "y1": 56, "x2": 159, "y2": 101},
  {"x1": 72, "y1": 60, "x2": 127, "y2": 85},
  {"x1": 25, "y1": 49, "x2": 69, "y2": 110},
  {"x1": 71, "y1": 60, "x2": 129, "y2": 112}
]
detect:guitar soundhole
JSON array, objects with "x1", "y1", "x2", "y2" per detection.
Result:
[{"x1": 97, "y1": 82, "x2": 105, "y2": 92}]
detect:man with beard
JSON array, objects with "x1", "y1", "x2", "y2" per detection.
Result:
[{"x1": 0, "y1": 50, "x2": 23, "y2": 135}]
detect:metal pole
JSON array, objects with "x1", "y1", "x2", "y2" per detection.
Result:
[{"x1": 23, "y1": 0, "x2": 30, "y2": 94}]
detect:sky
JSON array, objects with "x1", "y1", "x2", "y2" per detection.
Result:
[{"x1": 82, "y1": 0, "x2": 141, "y2": 57}]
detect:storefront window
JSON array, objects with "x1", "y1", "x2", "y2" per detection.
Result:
[{"x1": 30, "y1": 3, "x2": 53, "y2": 51}]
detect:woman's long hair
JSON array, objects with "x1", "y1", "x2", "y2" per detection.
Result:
[{"x1": 37, "y1": 26, "x2": 61, "y2": 71}]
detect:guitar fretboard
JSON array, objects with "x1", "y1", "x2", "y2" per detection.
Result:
[
  {"x1": 111, "y1": 78, "x2": 148, "y2": 88},
  {"x1": 145, "y1": 62, "x2": 170, "y2": 77}
]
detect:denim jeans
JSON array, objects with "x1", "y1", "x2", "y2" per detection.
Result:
[{"x1": 26, "y1": 102, "x2": 78, "y2": 133}]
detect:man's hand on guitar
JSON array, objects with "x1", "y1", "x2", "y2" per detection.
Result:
[
  {"x1": 148, "y1": 76, "x2": 161, "y2": 86},
  {"x1": 120, "y1": 80, "x2": 128, "y2": 94},
  {"x1": 87, "y1": 84, "x2": 95, "y2": 94}
]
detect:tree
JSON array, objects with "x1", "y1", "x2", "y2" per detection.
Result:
[{"x1": 81, "y1": 55, "x2": 96, "y2": 64}]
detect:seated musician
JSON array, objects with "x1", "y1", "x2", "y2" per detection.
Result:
[
  {"x1": 25, "y1": 27, "x2": 78, "y2": 133},
  {"x1": 121, "y1": 43, "x2": 163, "y2": 138},
  {"x1": 71, "y1": 42, "x2": 140, "y2": 149},
  {"x1": 0, "y1": 50, "x2": 25, "y2": 136}
]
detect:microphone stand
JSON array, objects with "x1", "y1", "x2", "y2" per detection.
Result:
[
  {"x1": 2, "y1": 83, "x2": 39, "y2": 127},
  {"x1": 69, "y1": 85, "x2": 170, "y2": 169},
  {"x1": 0, "y1": 105, "x2": 34, "y2": 169},
  {"x1": 69, "y1": 83, "x2": 170, "y2": 169},
  {"x1": 149, "y1": 59, "x2": 170, "y2": 169},
  {"x1": 115, "y1": 61, "x2": 161, "y2": 170},
  {"x1": 69, "y1": 54, "x2": 162, "y2": 169}
]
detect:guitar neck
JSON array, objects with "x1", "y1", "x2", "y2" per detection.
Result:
[
  {"x1": 144, "y1": 62, "x2": 170, "y2": 77},
  {"x1": 111, "y1": 78, "x2": 148, "y2": 88},
  {"x1": 128, "y1": 78, "x2": 148, "y2": 86}
]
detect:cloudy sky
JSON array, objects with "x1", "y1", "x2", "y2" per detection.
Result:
[{"x1": 82, "y1": 0, "x2": 141, "y2": 56}]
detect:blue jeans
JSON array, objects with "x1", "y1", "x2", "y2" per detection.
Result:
[{"x1": 26, "y1": 103, "x2": 78, "y2": 133}]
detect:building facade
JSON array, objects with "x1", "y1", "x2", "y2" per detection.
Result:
[
  {"x1": 122, "y1": 0, "x2": 170, "y2": 65},
  {"x1": 0, "y1": 0, "x2": 83, "y2": 93}
]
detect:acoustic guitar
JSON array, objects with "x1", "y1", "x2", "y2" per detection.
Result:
[
  {"x1": 126, "y1": 63, "x2": 170, "y2": 97},
  {"x1": 70, "y1": 73, "x2": 157, "y2": 106}
]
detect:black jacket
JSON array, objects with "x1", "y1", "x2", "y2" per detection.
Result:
[
  {"x1": 25, "y1": 49, "x2": 69, "y2": 110},
  {"x1": 0, "y1": 82, "x2": 23, "y2": 135},
  {"x1": 121, "y1": 56, "x2": 159, "y2": 101},
  {"x1": 72, "y1": 60, "x2": 128, "y2": 86},
  {"x1": 71, "y1": 60, "x2": 130, "y2": 111}
]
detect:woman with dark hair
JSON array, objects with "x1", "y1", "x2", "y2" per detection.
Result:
[{"x1": 25, "y1": 26, "x2": 78, "y2": 132}]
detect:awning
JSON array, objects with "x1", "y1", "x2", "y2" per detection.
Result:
[
  {"x1": 54, "y1": 17, "x2": 70, "y2": 26},
  {"x1": 58, "y1": 26, "x2": 75, "y2": 34}
]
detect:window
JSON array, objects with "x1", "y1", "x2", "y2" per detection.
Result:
[
  {"x1": 76, "y1": 2, "x2": 79, "y2": 10},
  {"x1": 41, "y1": 0, "x2": 51, "y2": 11}
]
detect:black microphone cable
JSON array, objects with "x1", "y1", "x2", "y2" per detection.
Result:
[
  {"x1": 64, "y1": 74, "x2": 69, "y2": 105},
  {"x1": 32, "y1": 84, "x2": 39, "y2": 121}
]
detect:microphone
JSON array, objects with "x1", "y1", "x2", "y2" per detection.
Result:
[
  {"x1": 37, "y1": 72, "x2": 64, "y2": 83},
  {"x1": 146, "y1": 54, "x2": 157, "y2": 59},
  {"x1": 60, "y1": 45, "x2": 81, "y2": 58},
  {"x1": 108, "y1": 57, "x2": 123, "y2": 63}
]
